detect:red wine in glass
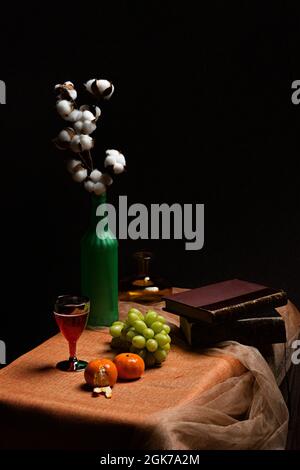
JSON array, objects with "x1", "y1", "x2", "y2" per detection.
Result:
[{"x1": 54, "y1": 295, "x2": 90, "y2": 372}]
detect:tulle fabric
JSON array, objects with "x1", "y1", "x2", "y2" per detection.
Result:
[{"x1": 142, "y1": 342, "x2": 289, "y2": 450}]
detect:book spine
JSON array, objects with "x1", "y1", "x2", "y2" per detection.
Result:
[
  {"x1": 212, "y1": 290, "x2": 287, "y2": 322},
  {"x1": 182, "y1": 317, "x2": 287, "y2": 347}
]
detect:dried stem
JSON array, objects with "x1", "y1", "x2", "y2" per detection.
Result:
[
  {"x1": 78, "y1": 152, "x2": 91, "y2": 171},
  {"x1": 87, "y1": 149, "x2": 94, "y2": 171}
]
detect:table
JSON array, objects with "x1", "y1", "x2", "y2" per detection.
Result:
[{"x1": 0, "y1": 295, "x2": 298, "y2": 450}]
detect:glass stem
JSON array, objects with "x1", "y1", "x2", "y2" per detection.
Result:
[{"x1": 69, "y1": 341, "x2": 77, "y2": 361}]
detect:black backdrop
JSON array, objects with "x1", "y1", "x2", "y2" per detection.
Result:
[{"x1": 1, "y1": 1, "x2": 300, "y2": 363}]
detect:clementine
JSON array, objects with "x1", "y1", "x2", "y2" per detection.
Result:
[
  {"x1": 114, "y1": 353, "x2": 145, "y2": 380},
  {"x1": 84, "y1": 359, "x2": 118, "y2": 388}
]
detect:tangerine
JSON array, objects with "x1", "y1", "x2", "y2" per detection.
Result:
[
  {"x1": 84, "y1": 358, "x2": 118, "y2": 388},
  {"x1": 114, "y1": 353, "x2": 145, "y2": 380}
]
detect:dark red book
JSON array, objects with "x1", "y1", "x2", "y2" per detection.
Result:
[{"x1": 163, "y1": 279, "x2": 287, "y2": 323}]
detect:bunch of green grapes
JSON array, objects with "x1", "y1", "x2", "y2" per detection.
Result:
[{"x1": 109, "y1": 308, "x2": 171, "y2": 367}]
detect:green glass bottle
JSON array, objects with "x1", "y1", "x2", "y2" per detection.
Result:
[{"x1": 81, "y1": 193, "x2": 118, "y2": 328}]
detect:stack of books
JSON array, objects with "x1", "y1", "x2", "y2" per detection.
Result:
[{"x1": 163, "y1": 279, "x2": 287, "y2": 347}]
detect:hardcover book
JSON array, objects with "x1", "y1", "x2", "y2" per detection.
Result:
[
  {"x1": 180, "y1": 312, "x2": 287, "y2": 347},
  {"x1": 163, "y1": 279, "x2": 287, "y2": 323}
]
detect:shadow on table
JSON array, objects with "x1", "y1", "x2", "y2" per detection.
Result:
[{"x1": 20, "y1": 365, "x2": 56, "y2": 375}]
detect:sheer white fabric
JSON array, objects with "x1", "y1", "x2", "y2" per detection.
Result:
[{"x1": 143, "y1": 342, "x2": 289, "y2": 449}]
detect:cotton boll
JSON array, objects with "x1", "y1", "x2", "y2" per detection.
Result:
[
  {"x1": 80, "y1": 104, "x2": 101, "y2": 122},
  {"x1": 85, "y1": 79, "x2": 114, "y2": 100},
  {"x1": 57, "y1": 87, "x2": 76, "y2": 101},
  {"x1": 59, "y1": 127, "x2": 75, "y2": 143},
  {"x1": 59, "y1": 129, "x2": 71, "y2": 143},
  {"x1": 56, "y1": 100, "x2": 73, "y2": 118},
  {"x1": 100, "y1": 173, "x2": 113, "y2": 186},
  {"x1": 104, "y1": 155, "x2": 116, "y2": 168},
  {"x1": 113, "y1": 162, "x2": 125, "y2": 174},
  {"x1": 67, "y1": 159, "x2": 82, "y2": 173},
  {"x1": 84, "y1": 79, "x2": 95, "y2": 94},
  {"x1": 104, "y1": 83, "x2": 114, "y2": 100},
  {"x1": 81, "y1": 110, "x2": 95, "y2": 121},
  {"x1": 97, "y1": 80, "x2": 111, "y2": 93},
  {"x1": 74, "y1": 120, "x2": 83, "y2": 134},
  {"x1": 105, "y1": 149, "x2": 126, "y2": 169},
  {"x1": 116, "y1": 153, "x2": 126, "y2": 166},
  {"x1": 104, "y1": 150, "x2": 126, "y2": 174},
  {"x1": 96, "y1": 80, "x2": 114, "y2": 100},
  {"x1": 94, "y1": 181, "x2": 106, "y2": 195},
  {"x1": 94, "y1": 106, "x2": 101, "y2": 120},
  {"x1": 70, "y1": 135, "x2": 81, "y2": 153},
  {"x1": 86, "y1": 105, "x2": 101, "y2": 121},
  {"x1": 53, "y1": 138, "x2": 67, "y2": 150},
  {"x1": 90, "y1": 169, "x2": 102, "y2": 183},
  {"x1": 66, "y1": 109, "x2": 82, "y2": 122},
  {"x1": 72, "y1": 168, "x2": 88, "y2": 183},
  {"x1": 53, "y1": 127, "x2": 76, "y2": 149},
  {"x1": 67, "y1": 89, "x2": 77, "y2": 100},
  {"x1": 82, "y1": 120, "x2": 96, "y2": 134},
  {"x1": 84, "y1": 180, "x2": 95, "y2": 192},
  {"x1": 75, "y1": 120, "x2": 96, "y2": 135},
  {"x1": 106, "y1": 149, "x2": 120, "y2": 158},
  {"x1": 55, "y1": 81, "x2": 77, "y2": 101},
  {"x1": 70, "y1": 134, "x2": 94, "y2": 152},
  {"x1": 80, "y1": 135, "x2": 94, "y2": 151}
]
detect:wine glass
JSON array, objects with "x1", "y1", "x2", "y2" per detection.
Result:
[{"x1": 54, "y1": 295, "x2": 90, "y2": 372}]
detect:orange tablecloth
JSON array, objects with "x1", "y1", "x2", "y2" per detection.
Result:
[{"x1": 0, "y1": 295, "x2": 297, "y2": 450}]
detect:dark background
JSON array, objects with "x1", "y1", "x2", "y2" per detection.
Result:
[{"x1": 1, "y1": 1, "x2": 300, "y2": 363}]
